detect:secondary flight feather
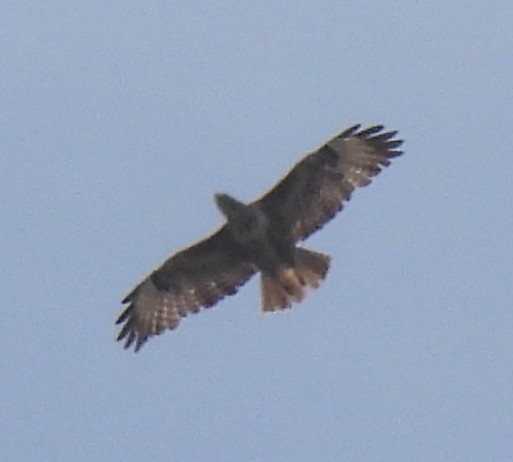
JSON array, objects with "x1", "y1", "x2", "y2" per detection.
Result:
[{"x1": 116, "y1": 124, "x2": 404, "y2": 351}]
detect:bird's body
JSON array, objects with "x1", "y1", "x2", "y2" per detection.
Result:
[
  {"x1": 116, "y1": 124, "x2": 404, "y2": 351},
  {"x1": 215, "y1": 193, "x2": 330, "y2": 310},
  {"x1": 214, "y1": 195, "x2": 275, "y2": 268}
]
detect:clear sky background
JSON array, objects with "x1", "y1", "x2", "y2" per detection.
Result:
[{"x1": 2, "y1": 2, "x2": 512, "y2": 461}]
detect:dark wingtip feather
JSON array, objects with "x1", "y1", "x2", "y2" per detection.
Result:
[
  {"x1": 121, "y1": 284, "x2": 140, "y2": 304},
  {"x1": 373, "y1": 130, "x2": 398, "y2": 142},
  {"x1": 355, "y1": 125, "x2": 404, "y2": 159},
  {"x1": 115, "y1": 305, "x2": 131, "y2": 325},
  {"x1": 124, "y1": 330, "x2": 136, "y2": 349},
  {"x1": 114, "y1": 304, "x2": 146, "y2": 352},
  {"x1": 340, "y1": 124, "x2": 361, "y2": 138},
  {"x1": 385, "y1": 139, "x2": 404, "y2": 150},
  {"x1": 134, "y1": 338, "x2": 146, "y2": 352},
  {"x1": 116, "y1": 319, "x2": 131, "y2": 341},
  {"x1": 357, "y1": 125, "x2": 384, "y2": 137}
]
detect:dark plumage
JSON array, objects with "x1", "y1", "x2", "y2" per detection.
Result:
[{"x1": 116, "y1": 124, "x2": 403, "y2": 351}]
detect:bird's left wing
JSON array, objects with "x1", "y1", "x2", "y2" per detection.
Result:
[
  {"x1": 256, "y1": 125, "x2": 403, "y2": 242},
  {"x1": 116, "y1": 227, "x2": 256, "y2": 351}
]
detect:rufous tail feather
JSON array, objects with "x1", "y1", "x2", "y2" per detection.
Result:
[{"x1": 261, "y1": 247, "x2": 331, "y2": 312}]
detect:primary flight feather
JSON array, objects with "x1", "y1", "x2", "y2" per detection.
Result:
[{"x1": 116, "y1": 124, "x2": 403, "y2": 351}]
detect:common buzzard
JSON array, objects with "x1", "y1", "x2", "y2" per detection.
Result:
[{"x1": 116, "y1": 124, "x2": 403, "y2": 351}]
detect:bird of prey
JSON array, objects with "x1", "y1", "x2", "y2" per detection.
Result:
[{"x1": 116, "y1": 124, "x2": 403, "y2": 351}]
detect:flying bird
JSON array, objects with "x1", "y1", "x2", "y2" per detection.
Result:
[{"x1": 116, "y1": 124, "x2": 403, "y2": 351}]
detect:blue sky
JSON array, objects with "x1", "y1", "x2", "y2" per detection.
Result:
[{"x1": 2, "y1": 2, "x2": 512, "y2": 461}]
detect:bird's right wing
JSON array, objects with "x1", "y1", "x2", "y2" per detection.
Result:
[{"x1": 116, "y1": 227, "x2": 256, "y2": 351}]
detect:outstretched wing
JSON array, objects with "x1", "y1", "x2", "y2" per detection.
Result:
[
  {"x1": 256, "y1": 125, "x2": 403, "y2": 241},
  {"x1": 116, "y1": 227, "x2": 256, "y2": 351}
]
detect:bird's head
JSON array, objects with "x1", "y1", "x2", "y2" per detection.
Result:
[{"x1": 214, "y1": 193, "x2": 247, "y2": 220}]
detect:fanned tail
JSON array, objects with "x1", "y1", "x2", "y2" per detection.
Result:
[{"x1": 261, "y1": 248, "x2": 331, "y2": 312}]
